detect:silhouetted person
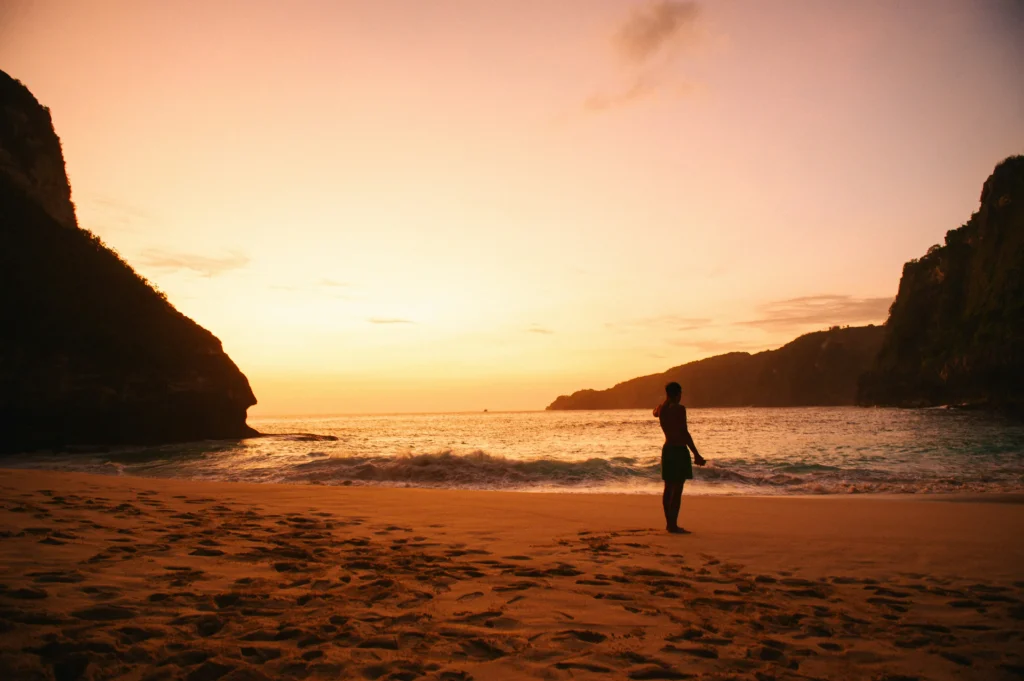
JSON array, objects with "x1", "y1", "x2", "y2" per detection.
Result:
[{"x1": 653, "y1": 381, "x2": 705, "y2": 533}]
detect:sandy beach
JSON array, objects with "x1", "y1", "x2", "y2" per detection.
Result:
[{"x1": 1, "y1": 469, "x2": 1022, "y2": 681}]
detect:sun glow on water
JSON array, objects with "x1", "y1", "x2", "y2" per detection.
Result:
[{"x1": 9, "y1": 409, "x2": 1023, "y2": 496}]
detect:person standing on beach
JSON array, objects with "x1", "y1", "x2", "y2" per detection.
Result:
[{"x1": 653, "y1": 381, "x2": 705, "y2": 534}]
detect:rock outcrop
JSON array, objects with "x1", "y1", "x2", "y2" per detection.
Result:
[
  {"x1": 858, "y1": 156, "x2": 1024, "y2": 412},
  {"x1": 0, "y1": 70, "x2": 258, "y2": 452},
  {"x1": 547, "y1": 325, "x2": 886, "y2": 410},
  {"x1": 0, "y1": 72, "x2": 76, "y2": 229}
]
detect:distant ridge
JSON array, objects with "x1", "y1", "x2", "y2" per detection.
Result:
[
  {"x1": 547, "y1": 325, "x2": 885, "y2": 410},
  {"x1": 550, "y1": 156, "x2": 1024, "y2": 415},
  {"x1": 0, "y1": 70, "x2": 258, "y2": 452}
]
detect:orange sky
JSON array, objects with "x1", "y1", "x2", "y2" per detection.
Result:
[{"x1": 2, "y1": 1, "x2": 1022, "y2": 414}]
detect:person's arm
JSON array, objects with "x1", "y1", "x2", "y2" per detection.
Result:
[
  {"x1": 680, "y1": 406, "x2": 706, "y2": 466},
  {"x1": 685, "y1": 431, "x2": 706, "y2": 466}
]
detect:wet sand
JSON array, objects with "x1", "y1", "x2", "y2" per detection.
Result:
[{"x1": 0, "y1": 468, "x2": 1022, "y2": 681}]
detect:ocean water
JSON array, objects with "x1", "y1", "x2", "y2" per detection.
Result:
[{"x1": 5, "y1": 408, "x2": 1024, "y2": 496}]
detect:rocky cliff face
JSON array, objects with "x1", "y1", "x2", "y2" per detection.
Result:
[
  {"x1": 858, "y1": 156, "x2": 1024, "y2": 412},
  {"x1": 548, "y1": 325, "x2": 886, "y2": 410},
  {"x1": 0, "y1": 70, "x2": 258, "y2": 452},
  {"x1": 0, "y1": 72, "x2": 76, "y2": 229}
]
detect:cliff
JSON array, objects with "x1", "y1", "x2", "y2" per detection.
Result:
[
  {"x1": 858, "y1": 156, "x2": 1024, "y2": 412},
  {"x1": 547, "y1": 325, "x2": 886, "y2": 410},
  {"x1": 0, "y1": 71, "x2": 76, "y2": 229},
  {"x1": 0, "y1": 70, "x2": 258, "y2": 452}
]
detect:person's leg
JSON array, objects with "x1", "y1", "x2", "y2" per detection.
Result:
[
  {"x1": 670, "y1": 481, "x2": 685, "y2": 531},
  {"x1": 664, "y1": 481, "x2": 686, "y2": 532},
  {"x1": 662, "y1": 482, "x2": 674, "y2": 529}
]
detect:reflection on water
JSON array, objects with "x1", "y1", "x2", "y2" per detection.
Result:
[{"x1": 6, "y1": 408, "x2": 1024, "y2": 495}]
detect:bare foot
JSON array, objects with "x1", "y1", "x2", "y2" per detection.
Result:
[{"x1": 667, "y1": 526, "x2": 691, "y2": 535}]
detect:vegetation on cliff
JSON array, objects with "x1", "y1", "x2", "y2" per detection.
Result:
[
  {"x1": 0, "y1": 70, "x2": 257, "y2": 452},
  {"x1": 858, "y1": 156, "x2": 1024, "y2": 411},
  {"x1": 547, "y1": 325, "x2": 886, "y2": 410}
]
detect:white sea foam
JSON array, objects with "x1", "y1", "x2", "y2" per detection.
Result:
[{"x1": 5, "y1": 408, "x2": 1023, "y2": 495}]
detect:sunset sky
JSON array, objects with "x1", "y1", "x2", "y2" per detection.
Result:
[{"x1": 2, "y1": 0, "x2": 1022, "y2": 414}]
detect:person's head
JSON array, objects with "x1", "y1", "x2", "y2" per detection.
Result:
[{"x1": 665, "y1": 382, "x2": 682, "y2": 403}]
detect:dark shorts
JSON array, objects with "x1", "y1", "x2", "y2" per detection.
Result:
[{"x1": 661, "y1": 444, "x2": 693, "y2": 482}]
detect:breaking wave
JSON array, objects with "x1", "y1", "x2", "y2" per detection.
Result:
[
  {"x1": 281, "y1": 450, "x2": 657, "y2": 488},
  {"x1": 5, "y1": 408, "x2": 1022, "y2": 496},
  {"x1": 265, "y1": 448, "x2": 1022, "y2": 495}
]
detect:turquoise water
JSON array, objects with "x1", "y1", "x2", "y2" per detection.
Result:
[{"x1": 5, "y1": 408, "x2": 1024, "y2": 495}]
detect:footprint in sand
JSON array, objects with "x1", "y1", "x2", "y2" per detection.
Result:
[
  {"x1": 558, "y1": 629, "x2": 607, "y2": 644},
  {"x1": 71, "y1": 605, "x2": 136, "y2": 621},
  {"x1": 29, "y1": 570, "x2": 84, "y2": 584},
  {"x1": 553, "y1": 660, "x2": 613, "y2": 673},
  {"x1": 81, "y1": 585, "x2": 122, "y2": 601},
  {"x1": 117, "y1": 626, "x2": 165, "y2": 644},
  {"x1": 458, "y1": 638, "x2": 509, "y2": 661},
  {"x1": 239, "y1": 646, "x2": 282, "y2": 664},
  {"x1": 628, "y1": 665, "x2": 691, "y2": 679},
  {"x1": 357, "y1": 636, "x2": 400, "y2": 650},
  {"x1": 6, "y1": 586, "x2": 48, "y2": 599},
  {"x1": 662, "y1": 644, "x2": 719, "y2": 659},
  {"x1": 190, "y1": 548, "x2": 226, "y2": 557}
]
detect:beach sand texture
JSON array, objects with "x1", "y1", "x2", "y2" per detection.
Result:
[{"x1": 0, "y1": 469, "x2": 1022, "y2": 681}]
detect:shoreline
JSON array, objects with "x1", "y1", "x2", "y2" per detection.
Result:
[
  {"x1": 3, "y1": 466, "x2": 1023, "y2": 501},
  {"x1": 2, "y1": 462, "x2": 1024, "y2": 499},
  {"x1": 1, "y1": 468, "x2": 1022, "y2": 680}
]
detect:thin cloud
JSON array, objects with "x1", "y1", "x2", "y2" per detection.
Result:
[
  {"x1": 319, "y1": 279, "x2": 356, "y2": 299},
  {"x1": 368, "y1": 317, "x2": 415, "y2": 325},
  {"x1": 739, "y1": 295, "x2": 893, "y2": 330},
  {"x1": 90, "y1": 196, "x2": 152, "y2": 220},
  {"x1": 668, "y1": 337, "x2": 764, "y2": 353},
  {"x1": 587, "y1": 0, "x2": 702, "y2": 112},
  {"x1": 584, "y1": 78, "x2": 659, "y2": 112},
  {"x1": 79, "y1": 195, "x2": 160, "y2": 234},
  {"x1": 137, "y1": 249, "x2": 249, "y2": 277},
  {"x1": 267, "y1": 279, "x2": 354, "y2": 295},
  {"x1": 618, "y1": 0, "x2": 701, "y2": 63},
  {"x1": 526, "y1": 326, "x2": 554, "y2": 335},
  {"x1": 608, "y1": 315, "x2": 711, "y2": 332}
]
